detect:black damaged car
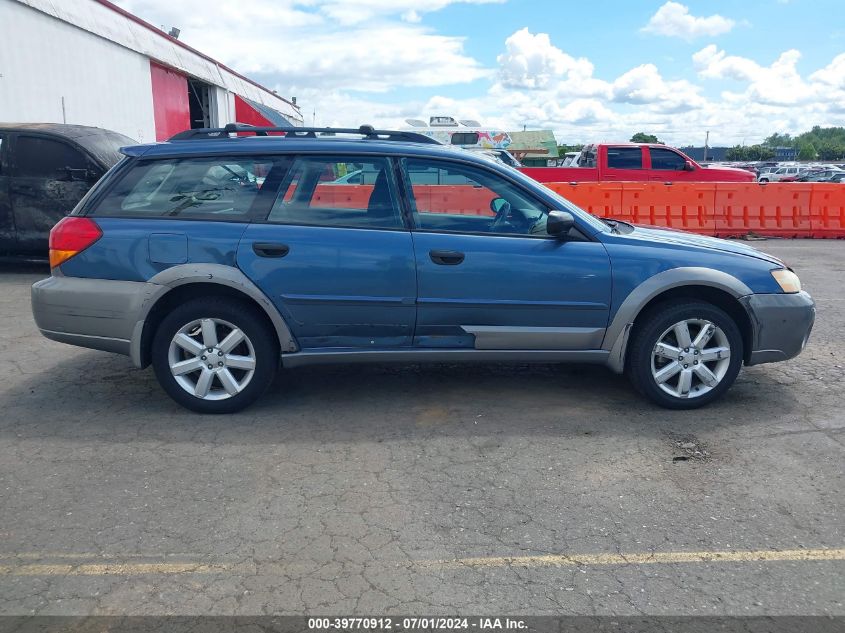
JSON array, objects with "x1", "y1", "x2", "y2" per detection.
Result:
[{"x1": 0, "y1": 123, "x2": 136, "y2": 257}]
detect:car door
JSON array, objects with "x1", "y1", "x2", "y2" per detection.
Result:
[
  {"x1": 236, "y1": 155, "x2": 417, "y2": 349},
  {"x1": 0, "y1": 133, "x2": 14, "y2": 253},
  {"x1": 10, "y1": 134, "x2": 102, "y2": 254},
  {"x1": 648, "y1": 146, "x2": 693, "y2": 182},
  {"x1": 602, "y1": 146, "x2": 644, "y2": 181},
  {"x1": 402, "y1": 157, "x2": 612, "y2": 350}
]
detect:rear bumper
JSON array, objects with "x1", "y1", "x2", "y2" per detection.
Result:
[
  {"x1": 31, "y1": 275, "x2": 158, "y2": 363},
  {"x1": 740, "y1": 291, "x2": 815, "y2": 365}
]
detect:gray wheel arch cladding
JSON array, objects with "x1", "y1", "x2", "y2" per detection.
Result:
[
  {"x1": 130, "y1": 263, "x2": 298, "y2": 368},
  {"x1": 603, "y1": 267, "x2": 753, "y2": 374}
]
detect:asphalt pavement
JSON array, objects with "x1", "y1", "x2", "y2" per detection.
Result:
[{"x1": 0, "y1": 240, "x2": 842, "y2": 616}]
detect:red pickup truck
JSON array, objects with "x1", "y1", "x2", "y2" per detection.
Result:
[{"x1": 520, "y1": 143, "x2": 755, "y2": 183}]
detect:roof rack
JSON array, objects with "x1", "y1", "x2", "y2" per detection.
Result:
[{"x1": 168, "y1": 124, "x2": 441, "y2": 144}]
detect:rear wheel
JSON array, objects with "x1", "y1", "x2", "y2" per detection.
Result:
[
  {"x1": 626, "y1": 301, "x2": 743, "y2": 409},
  {"x1": 151, "y1": 297, "x2": 278, "y2": 413}
]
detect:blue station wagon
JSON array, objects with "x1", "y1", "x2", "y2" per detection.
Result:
[{"x1": 31, "y1": 125, "x2": 815, "y2": 413}]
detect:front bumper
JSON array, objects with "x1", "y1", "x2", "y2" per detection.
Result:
[
  {"x1": 31, "y1": 275, "x2": 159, "y2": 362},
  {"x1": 740, "y1": 291, "x2": 815, "y2": 366}
]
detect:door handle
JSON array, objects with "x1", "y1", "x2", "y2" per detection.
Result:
[
  {"x1": 429, "y1": 249, "x2": 465, "y2": 265},
  {"x1": 252, "y1": 242, "x2": 290, "y2": 258}
]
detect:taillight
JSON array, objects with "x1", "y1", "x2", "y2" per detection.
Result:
[{"x1": 49, "y1": 217, "x2": 102, "y2": 269}]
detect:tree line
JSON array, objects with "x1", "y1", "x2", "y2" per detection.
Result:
[
  {"x1": 555, "y1": 127, "x2": 845, "y2": 161},
  {"x1": 725, "y1": 126, "x2": 845, "y2": 162}
]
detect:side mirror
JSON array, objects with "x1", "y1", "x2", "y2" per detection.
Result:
[
  {"x1": 547, "y1": 210, "x2": 575, "y2": 237},
  {"x1": 490, "y1": 197, "x2": 509, "y2": 214},
  {"x1": 683, "y1": 160, "x2": 695, "y2": 171}
]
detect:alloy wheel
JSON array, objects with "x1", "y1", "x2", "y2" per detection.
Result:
[
  {"x1": 167, "y1": 318, "x2": 256, "y2": 400},
  {"x1": 650, "y1": 318, "x2": 731, "y2": 399}
]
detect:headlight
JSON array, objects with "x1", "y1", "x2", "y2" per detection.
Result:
[{"x1": 771, "y1": 268, "x2": 801, "y2": 293}]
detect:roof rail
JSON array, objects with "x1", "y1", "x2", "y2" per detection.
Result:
[{"x1": 168, "y1": 124, "x2": 441, "y2": 144}]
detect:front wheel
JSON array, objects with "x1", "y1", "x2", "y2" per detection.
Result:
[
  {"x1": 151, "y1": 297, "x2": 278, "y2": 413},
  {"x1": 626, "y1": 301, "x2": 743, "y2": 409}
]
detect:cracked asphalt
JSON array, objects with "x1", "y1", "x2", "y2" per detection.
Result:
[{"x1": 0, "y1": 240, "x2": 842, "y2": 616}]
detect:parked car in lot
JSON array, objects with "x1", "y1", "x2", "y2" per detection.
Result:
[
  {"x1": 788, "y1": 169, "x2": 845, "y2": 183},
  {"x1": 0, "y1": 123, "x2": 136, "y2": 257},
  {"x1": 520, "y1": 143, "x2": 756, "y2": 184},
  {"x1": 758, "y1": 165, "x2": 810, "y2": 182},
  {"x1": 31, "y1": 125, "x2": 815, "y2": 413}
]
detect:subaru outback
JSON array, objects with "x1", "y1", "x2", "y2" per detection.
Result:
[{"x1": 31, "y1": 125, "x2": 815, "y2": 413}]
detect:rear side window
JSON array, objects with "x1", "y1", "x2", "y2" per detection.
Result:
[
  {"x1": 267, "y1": 156, "x2": 403, "y2": 230},
  {"x1": 650, "y1": 148, "x2": 686, "y2": 170},
  {"x1": 606, "y1": 147, "x2": 643, "y2": 169},
  {"x1": 89, "y1": 156, "x2": 283, "y2": 219},
  {"x1": 15, "y1": 135, "x2": 89, "y2": 178}
]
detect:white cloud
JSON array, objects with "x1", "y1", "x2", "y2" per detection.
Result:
[
  {"x1": 642, "y1": 2, "x2": 735, "y2": 40},
  {"x1": 497, "y1": 28, "x2": 600, "y2": 91},
  {"x1": 116, "y1": 0, "x2": 489, "y2": 92},
  {"x1": 693, "y1": 45, "x2": 813, "y2": 106},
  {"x1": 113, "y1": 3, "x2": 845, "y2": 146},
  {"x1": 318, "y1": 0, "x2": 505, "y2": 25},
  {"x1": 611, "y1": 64, "x2": 705, "y2": 111},
  {"x1": 809, "y1": 53, "x2": 845, "y2": 89}
]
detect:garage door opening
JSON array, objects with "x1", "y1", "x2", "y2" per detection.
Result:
[{"x1": 187, "y1": 78, "x2": 213, "y2": 129}]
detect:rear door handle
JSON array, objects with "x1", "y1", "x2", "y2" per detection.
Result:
[
  {"x1": 429, "y1": 249, "x2": 465, "y2": 265},
  {"x1": 252, "y1": 242, "x2": 290, "y2": 258}
]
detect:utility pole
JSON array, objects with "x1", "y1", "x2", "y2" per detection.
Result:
[{"x1": 703, "y1": 130, "x2": 709, "y2": 162}]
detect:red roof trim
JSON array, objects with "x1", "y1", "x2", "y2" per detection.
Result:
[{"x1": 93, "y1": 0, "x2": 300, "y2": 112}]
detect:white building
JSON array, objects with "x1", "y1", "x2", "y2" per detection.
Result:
[{"x1": 0, "y1": 0, "x2": 303, "y2": 143}]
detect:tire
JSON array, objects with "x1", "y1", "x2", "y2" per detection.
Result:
[
  {"x1": 151, "y1": 297, "x2": 279, "y2": 413},
  {"x1": 625, "y1": 301, "x2": 743, "y2": 409}
]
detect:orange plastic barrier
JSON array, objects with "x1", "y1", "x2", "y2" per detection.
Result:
[
  {"x1": 412, "y1": 185, "x2": 496, "y2": 215},
  {"x1": 313, "y1": 184, "x2": 372, "y2": 208},
  {"x1": 304, "y1": 181, "x2": 844, "y2": 237},
  {"x1": 808, "y1": 183, "x2": 845, "y2": 238},
  {"x1": 545, "y1": 181, "x2": 845, "y2": 238},
  {"x1": 552, "y1": 183, "x2": 625, "y2": 220},
  {"x1": 714, "y1": 183, "x2": 812, "y2": 238},
  {"x1": 622, "y1": 183, "x2": 716, "y2": 235}
]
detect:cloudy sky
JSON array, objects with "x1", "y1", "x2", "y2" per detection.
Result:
[{"x1": 115, "y1": 0, "x2": 845, "y2": 146}]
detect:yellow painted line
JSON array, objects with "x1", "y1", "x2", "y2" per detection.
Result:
[
  {"x1": 0, "y1": 548, "x2": 842, "y2": 576},
  {"x1": 0, "y1": 562, "x2": 238, "y2": 576},
  {"x1": 422, "y1": 547, "x2": 845, "y2": 569}
]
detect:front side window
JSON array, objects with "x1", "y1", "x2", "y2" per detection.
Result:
[
  {"x1": 650, "y1": 147, "x2": 687, "y2": 170},
  {"x1": 403, "y1": 158, "x2": 550, "y2": 236},
  {"x1": 267, "y1": 156, "x2": 403, "y2": 230},
  {"x1": 606, "y1": 147, "x2": 643, "y2": 169},
  {"x1": 90, "y1": 155, "x2": 279, "y2": 218},
  {"x1": 15, "y1": 136, "x2": 89, "y2": 179}
]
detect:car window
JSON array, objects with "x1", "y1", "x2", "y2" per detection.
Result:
[
  {"x1": 0, "y1": 135, "x2": 4, "y2": 175},
  {"x1": 606, "y1": 147, "x2": 643, "y2": 169},
  {"x1": 577, "y1": 146, "x2": 597, "y2": 168},
  {"x1": 267, "y1": 156, "x2": 403, "y2": 230},
  {"x1": 89, "y1": 155, "x2": 280, "y2": 218},
  {"x1": 15, "y1": 135, "x2": 89, "y2": 179},
  {"x1": 403, "y1": 158, "x2": 550, "y2": 236},
  {"x1": 650, "y1": 148, "x2": 687, "y2": 170}
]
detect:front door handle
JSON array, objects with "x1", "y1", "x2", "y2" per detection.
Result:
[
  {"x1": 253, "y1": 242, "x2": 290, "y2": 258},
  {"x1": 429, "y1": 249, "x2": 465, "y2": 265}
]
